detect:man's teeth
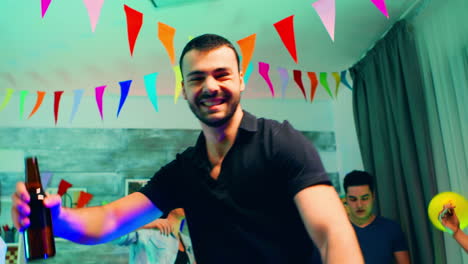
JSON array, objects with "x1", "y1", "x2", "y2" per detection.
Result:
[{"x1": 201, "y1": 100, "x2": 223, "y2": 106}]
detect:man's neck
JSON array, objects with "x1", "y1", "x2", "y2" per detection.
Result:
[{"x1": 350, "y1": 214, "x2": 376, "y2": 228}]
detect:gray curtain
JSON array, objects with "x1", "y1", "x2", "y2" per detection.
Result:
[{"x1": 350, "y1": 21, "x2": 446, "y2": 263}]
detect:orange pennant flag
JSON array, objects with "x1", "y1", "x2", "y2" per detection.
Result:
[
  {"x1": 237, "y1": 34, "x2": 256, "y2": 73},
  {"x1": 28, "y1": 91, "x2": 46, "y2": 119},
  {"x1": 158, "y1": 22, "x2": 176, "y2": 65},
  {"x1": 307, "y1": 72, "x2": 318, "y2": 102}
]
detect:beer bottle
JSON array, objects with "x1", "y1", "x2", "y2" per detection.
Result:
[{"x1": 24, "y1": 156, "x2": 56, "y2": 260}]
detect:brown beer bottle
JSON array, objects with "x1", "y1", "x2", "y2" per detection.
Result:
[{"x1": 24, "y1": 156, "x2": 56, "y2": 260}]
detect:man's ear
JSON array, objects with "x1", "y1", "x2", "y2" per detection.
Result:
[
  {"x1": 239, "y1": 70, "x2": 245, "y2": 92},
  {"x1": 182, "y1": 80, "x2": 187, "y2": 100}
]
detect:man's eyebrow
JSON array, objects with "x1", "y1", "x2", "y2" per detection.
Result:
[
  {"x1": 186, "y1": 71, "x2": 206, "y2": 78},
  {"x1": 360, "y1": 194, "x2": 370, "y2": 198}
]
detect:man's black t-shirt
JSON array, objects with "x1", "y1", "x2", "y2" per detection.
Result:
[{"x1": 140, "y1": 111, "x2": 330, "y2": 263}]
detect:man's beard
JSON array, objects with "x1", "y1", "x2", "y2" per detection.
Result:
[{"x1": 188, "y1": 95, "x2": 240, "y2": 128}]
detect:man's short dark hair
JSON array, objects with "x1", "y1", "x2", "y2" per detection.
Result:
[
  {"x1": 178, "y1": 33, "x2": 241, "y2": 76},
  {"x1": 343, "y1": 170, "x2": 375, "y2": 194}
]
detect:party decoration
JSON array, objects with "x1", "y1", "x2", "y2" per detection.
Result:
[
  {"x1": 173, "y1": 65, "x2": 183, "y2": 103},
  {"x1": 341, "y1": 70, "x2": 352, "y2": 90},
  {"x1": 57, "y1": 179, "x2": 73, "y2": 196},
  {"x1": 370, "y1": 0, "x2": 389, "y2": 18},
  {"x1": 76, "y1": 191, "x2": 93, "y2": 208},
  {"x1": 124, "y1": 5, "x2": 143, "y2": 56},
  {"x1": 307, "y1": 72, "x2": 319, "y2": 102},
  {"x1": 83, "y1": 0, "x2": 105, "y2": 32},
  {"x1": 428, "y1": 192, "x2": 468, "y2": 233},
  {"x1": 293, "y1": 70, "x2": 307, "y2": 100},
  {"x1": 54, "y1": 91, "x2": 64, "y2": 124},
  {"x1": 319, "y1": 72, "x2": 333, "y2": 98},
  {"x1": 237, "y1": 34, "x2": 257, "y2": 73},
  {"x1": 273, "y1": 15, "x2": 298, "y2": 63},
  {"x1": 144, "y1": 73, "x2": 159, "y2": 112},
  {"x1": 41, "y1": 172, "x2": 53, "y2": 188},
  {"x1": 117, "y1": 80, "x2": 132, "y2": 117},
  {"x1": 0, "y1": 88, "x2": 14, "y2": 112},
  {"x1": 41, "y1": 0, "x2": 52, "y2": 18},
  {"x1": 243, "y1": 62, "x2": 254, "y2": 86},
  {"x1": 332, "y1": 72, "x2": 341, "y2": 97},
  {"x1": 19, "y1": 90, "x2": 29, "y2": 119},
  {"x1": 312, "y1": 0, "x2": 336, "y2": 41},
  {"x1": 258, "y1": 62, "x2": 275, "y2": 97},
  {"x1": 28, "y1": 91, "x2": 46, "y2": 119},
  {"x1": 158, "y1": 22, "x2": 176, "y2": 65},
  {"x1": 277, "y1": 67, "x2": 289, "y2": 98},
  {"x1": 70, "y1": 89, "x2": 84, "y2": 123},
  {"x1": 95, "y1": 85, "x2": 106, "y2": 120}
]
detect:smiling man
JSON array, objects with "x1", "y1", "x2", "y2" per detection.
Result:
[{"x1": 344, "y1": 170, "x2": 411, "y2": 264}]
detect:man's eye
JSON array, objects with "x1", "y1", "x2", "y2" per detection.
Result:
[{"x1": 362, "y1": 197, "x2": 369, "y2": 201}]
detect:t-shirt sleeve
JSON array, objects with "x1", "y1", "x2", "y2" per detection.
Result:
[{"x1": 272, "y1": 120, "x2": 331, "y2": 198}]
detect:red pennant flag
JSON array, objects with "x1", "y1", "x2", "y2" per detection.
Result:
[
  {"x1": 76, "y1": 191, "x2": 93, "y2": 208},
  {"x1": 274, "y1": 15, "x2": 298, "y2": 63},
  {"x1": 293, "y1": 70, "x2": 307, "y2": 100},
  {"x1": 124, "y1": 5, "x2": 143, "y2": 57},
  {"x1": 54, "y1": 91, "x2": 64, "y2": 125},
  {"x1": 307, "y1": 72, "x2": 319, "y2": 102},
  {"x1": 57, "y1": 179, "x2": 73, "y2": 196}
]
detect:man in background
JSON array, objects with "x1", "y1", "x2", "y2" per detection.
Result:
[{"x1": 344, "y1": 170, "x2": 411, "y2": 264}]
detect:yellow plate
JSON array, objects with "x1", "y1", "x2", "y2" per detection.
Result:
[{"x1": 428, "y1": 192, "x2": 468, "y2": 232}]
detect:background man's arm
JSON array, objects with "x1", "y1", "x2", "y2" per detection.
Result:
[
  {"x1": 294, "y1": 184, "x2": 364, "y2": 264},
  {"x1": 394, "y1": 250, "x2": 411, "y2": 264}
]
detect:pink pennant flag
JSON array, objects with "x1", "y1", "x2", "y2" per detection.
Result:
[
  {"x1": 258, "y1": 62, "x2": 275, "y2": 97},
  {"x1": 273, "y1": 15, "x2": 298, "y2": 63},
  {"x1": 41, "y1": 0, "x2": 52, "y2": 18},
  {"x1": 83, "y1": 0, "x2": 105, "y2": 32},
  {"x1": 312, "y1": 0, "x2": 336, "y2": 41},
  {"x1": 370, "y1": 0, "x2": 389, "y2": 18},
  {"x1": 293, "y1": 70, "x2": 307, "y2": 100},
  {"x1": 124, "y1": 5, "x2": 143, "y2": 56},
  {"x1": 95, "y1": 85, "x2": 106, "y2": 120}
]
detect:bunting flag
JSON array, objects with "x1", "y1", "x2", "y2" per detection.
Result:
[
  {"x1": 117, "y1": 80, "x2": 132, "y2": 117},
  {"x1": 41, "y1": 0, "x2": 52, "y2": 18},
  {"x1": 173, "y1": 65, "x2": 183, "y2": 103},
  {"x1": 273, "y1": 15, "x2": 298, "y2": 63},
  {"x1": 244, "y1": 62, "x2": 254, "y2": 86},
  {"x1": 54, "y1": 91, "x2": 64, "y2": 124},
  {"x1": 83, "y1": 0, "x2": 105, "y2": 32},
  {"x1": 277, "y1": 67, "x2": 289, "y2": 98},
  {"x1": 0, "y1": 88, "x2": 14, "y2": 112},
  {"x1": 76, "y1": 191, "x2": 93, "y2": 208},
  {"x1": 312, "y1": 0, "x2": 336, "y2": 41},
  {"x1": 258, "y1": 62, "x2": 275, "y2": 97},
  {"x1": 70, "y1": 89, "x2": 84, "y2": 123},
  {"x1": 19, "y1": 90, "x2": 29, "y2": 119},
  {"x1": 319, "y1": 72, "x2": 333, "y2": 98},
  {"x1": 370, "y1": 0, "x2": 389, "y2": 18},
  {"x1": 57, "y1": 179, "x2": 72, "y2": 196},
  {"x1": 144, "y1": 73, "x2": 159, "y2": 112},
  {"x1": 124, "y1": 5, "x2": 143, "y2": 56},
  {"x1": 41, "y1": 172, "x2": 53, "y2": 188},
  {"x1": 307, "y1": 72, "x2": 319, "y2": 102},
  {"x1": 95, "y1": 85, "x2": 106, "y2": 120},
  {"x1": 158, "y1": 22, "x2": 176, "y2": 65},
  {"x1": 28, "y1": 91, "x2": 46, "y2": 119},
  {"x1": 341, "y1": 70, "x2": 352, "y2": 90},
  {"x1": 293, "y1": 70, "x2": 307, "y2": 100},
  {"x1": 331, "y1": 72, "x2": 341, "y2": 97},
  {"x1": 237, "y1": 34, "x2": 257, "y2": 73}
]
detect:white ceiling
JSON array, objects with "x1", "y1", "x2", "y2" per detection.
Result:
[{"x1": 0, "y1": 0, "x2": 421, "y2": 99}]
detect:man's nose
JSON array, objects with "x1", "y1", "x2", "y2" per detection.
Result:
[{"x1": 202, "y1": 76, "x2": 219, "y2": 94}]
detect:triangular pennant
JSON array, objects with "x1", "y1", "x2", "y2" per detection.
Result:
[
  {"x1": 83, "y1": 0, "x2": 105, "y2": 32},
  {"x1": 258, "y1": 62, "x2": 275, "y2": 97},
  {"x1": 70, "y1": 89, "x2": 84, "y2": 123},
  {"x1": 54, "y1": 91, "x2": 64, "y2": 124},
  {"x1": 124, "y1": 5, "x2": 143, "y2": 56},
  {"x1": 158, "y1": 22, "x2": 176, "y2": 65},
  {"x1": 237, "y1": 34, "x2": 257, "y2": 73},
  {"x1": 19, "y1": 90, "x2": 29, "y2": 119},
  {"x1": 173, "y1": 65, "x2": 183, "y2": 104},
  {"x1": 117, "y1": 80, "x2": 132, "y2": 117},
  {"x1": 144, "y1": 73, "x2": 159, "y2": 112},
  {"x1": 331, "y1": 72, "x2": 341, "y2": 97},
  {"x1": 0, "y1": 88, "x2": 15, "y2": 112},
  {"x1": 41, "y1": 0, "x2": 52, "y2": 18},
  {"x1": 57, "y1": 179, "x2": 73, "y2": 196},
  {"x1": 273, "y1": 15, "x2": 298, "y2": 63},
  {"x1": 28, "y1": 91, "x2": 46, "y2": 119},
  {"x1": 243, "y1": 62, "x2": 254, "y2": 86},
  {"x1": 277, "y1": 67, "x2": 289, "y2": 99},
  {"x1": 312, "y1": 0, "x2": 336, "y2": 41},
  {"x1": 307, "y1": 72, "x2": 319, "y2": 102},
  {"x1": 76, "y1": 191, "x2": 93, "y2": 208},
  {"x1": 95, "y1": 85, "x2": 106, "y2": 120},
  {"x1": 319, "y1": 72, "x2": 333, "y2": 98},
  {"x1": 293, "y1": 70, "x2": 307, "y2": 100},
  {"x1": 41, "y1": 172, "x2": 53, "y2": 189},
  {"x1": 340, "y1": 70, "x2": 352, "y2": 90},
  {"x1": 370, "y1": 0, "x2": 389, "y2": 18}
]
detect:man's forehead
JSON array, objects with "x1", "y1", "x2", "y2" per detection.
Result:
[
  {"x1": 346, "y1": 185, "x2": 372, "y2": 194},
  {"x1": 181, "y1": 47, "x2": 237, "y2": 69}
]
